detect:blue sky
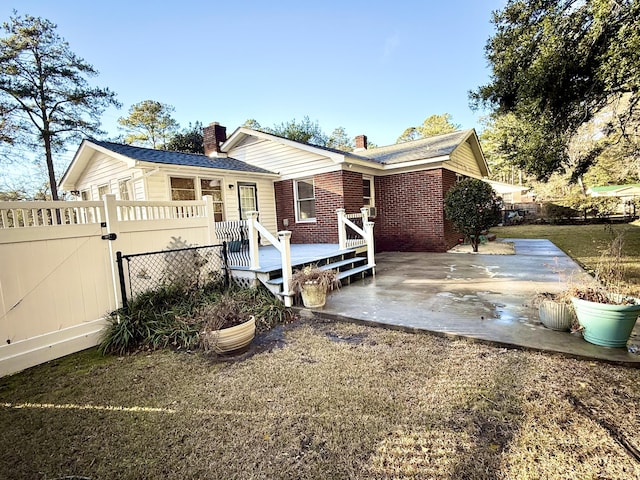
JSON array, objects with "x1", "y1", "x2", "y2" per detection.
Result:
[{"x1": 2, "y1": 0, "x2": 506, "y2": 180}]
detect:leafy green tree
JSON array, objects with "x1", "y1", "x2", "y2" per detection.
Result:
[
  {"x1": 471, "y1": 0, "x2": 640, "y2": 182},
  {"x1": 165, "y1": 121, "x2": 204, "y2": 154},
  {"x1": 118, "y1": 100, "x2": 178, "y2": 148},
  {"x1": 242, "y1": 119, "x2": 263, "y2": 130},
  {"x1": 397, "y1": 114, "x2": 460, "y2": 143},
  {"x1": 269, "y1": 116, "x2": 327, "y2": 145},
  {"x1": 0, "y1": 13, "x2": 119, "y2": 200},
  {"x1": 326, "y1": 126, "x2": 354, "y2": 151},
  {"x1": 444, "y1": 178, "x2": 502, "y2": 252}
]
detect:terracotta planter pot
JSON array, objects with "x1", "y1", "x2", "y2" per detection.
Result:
[
  {"x1": 301, "y1": 282, "x2": 328, "y2": 308},
  {"x1": 209, "y1": 316, "x2": 256, "y2": 353},
  {"x1": 572, "y1": 297, "x2": 640, "y2": 348},
  {"x1": 538, "y1": 300, "x2": 575, "y2": 332}
]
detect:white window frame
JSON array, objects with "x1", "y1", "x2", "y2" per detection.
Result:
[
  {"x1": 97, "y1": 183, "x2": 110, "y2": 199},
  {"x1": 363, "y1": 176, "x2": 375, "y2": 207},
  {"x1": 169, "y1": 176, "x2": 197, "y2": 200},
  {"x1": 294, "y1": 178, "x2": 316, "y2": 223},
  {"x1": 118, "y1": 177, "x2": 132, "y2": 200},
  {"x1": 200, "y1": 177, "x2": 225, "y2": 222}
]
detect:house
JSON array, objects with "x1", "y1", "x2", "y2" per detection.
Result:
[
  {"x1": 587, "y1": 184, "x2": 640, "y2": 200},
  {"x1": 484, "y1": 179, "x2": 532, "y2": 205},
  {"x1": 60, "y1": 123, "x2": 489, "y2": 252}
]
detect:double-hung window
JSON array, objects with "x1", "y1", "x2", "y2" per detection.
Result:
[
  {"x1": 200, "y1": 178, "x2": 224, "y2": 222},
  {"x1": 170, "y1": 177, "x2": 196, "y2": 200},
  {"x1": 294, "y1": 178, "x2": 315, "y2": 222}
]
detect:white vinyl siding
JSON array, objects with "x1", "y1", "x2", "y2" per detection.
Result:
[
  {"x1": 449, "y1": 141, "x2": 484, "y2": 178},
  {"x1": 229, "y1": 139, "x2": 337, "y2": 178}
]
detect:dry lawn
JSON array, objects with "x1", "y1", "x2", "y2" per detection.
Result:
[{"x1": 1, "y1": 319, "x2": 639, "y2": 479}]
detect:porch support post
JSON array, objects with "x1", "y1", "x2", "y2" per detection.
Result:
[
  {"x1": 278, "y1": 230, "x2": 293, "y2": 307},
  {"x1": 365, "y1": 221, "x2": 376, "y2": 271},
  {"x1": 336, "y1": 208, "x2": 347, "y2": 249},
  {"x1": 247, "y1": 211, "x2": 260, "y2": 270},
  {"x1": 360, "y1": 206, "x2": 369, "y2": 223}
]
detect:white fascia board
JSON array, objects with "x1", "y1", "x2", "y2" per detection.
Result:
[
  {"x1": 379, "y1": 155, "x2": 450, "y2": 171},
  {"x1": 59, "y1": 140, "x2": 134, "y2": 190}
]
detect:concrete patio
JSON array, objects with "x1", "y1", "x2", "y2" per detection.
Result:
[{"x1": 314, "y1": 238, "x2": 640, "y2": 365}]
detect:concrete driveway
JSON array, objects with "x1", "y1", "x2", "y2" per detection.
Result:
[{"x1": 317, "y1": 239, "x2": 640, "y2": 365}]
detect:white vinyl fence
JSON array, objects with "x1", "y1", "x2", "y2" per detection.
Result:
[{"x1": 0, "y1": 195, "x2": 217, "y2": 376}]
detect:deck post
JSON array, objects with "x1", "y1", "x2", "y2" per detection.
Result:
[
  {"x1": 365, "y1": 221, "x2": 376, "y2": 270},
  {"x1": 336, "y1": 208, "x2": 347, "y2": 249},
  {"x1": 247, "y1": 211, "x2": 260, "y2": 270},
  {"x1": 278, "y1": 231, "x2": 293, "y2": 307}
]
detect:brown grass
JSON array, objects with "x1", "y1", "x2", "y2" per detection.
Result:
[{"x1": 1, "y1": 319, "x2": 640, "y2": 479}]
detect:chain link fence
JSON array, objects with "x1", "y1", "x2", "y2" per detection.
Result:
[{"x1": 117, "y1": 244, "x2": 228, "y2": 311}]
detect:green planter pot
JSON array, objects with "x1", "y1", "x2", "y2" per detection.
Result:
[{"x1": 571, "y1": 296, "x2": 640, "y2": 348}]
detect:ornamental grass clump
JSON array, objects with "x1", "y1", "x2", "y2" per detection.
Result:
[
  {"x1": 289, "y1": 264, "x2": 340, "y2": 294},
  {"x1": 570, "y1": 232, "x2": 637, "y2": 305}
]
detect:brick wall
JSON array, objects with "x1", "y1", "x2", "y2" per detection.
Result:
[
  {"x1": 374, "y1": 168, "x2": 460, "y2": 253},
  {"x1": 274, "y1": 168, "x2": 461, "y2": 251},
  {"x1": 275, "y1": 171, "x2": 363, "y2": 244}
]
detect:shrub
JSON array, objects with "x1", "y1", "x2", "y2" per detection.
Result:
[
  {"x1": 99, "y1": 284, "x2": 294, "y2": 355},
  {"x1": 444, "y1": 178, "x2": 502, "y2": 252}
]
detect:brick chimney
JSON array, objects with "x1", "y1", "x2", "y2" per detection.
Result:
[
  {"x1": 203, "y1": 122, "x2": 227, "y2": 156},
  {"x1": 354, "y1": 134, "x2": 368, "y2": 151}
]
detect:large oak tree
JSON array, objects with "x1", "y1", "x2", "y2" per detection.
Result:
[{"x1": 471, "y1": 0, "x2": 640, "y2": 181}]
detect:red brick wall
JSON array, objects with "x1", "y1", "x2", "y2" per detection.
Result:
[
  {"x1": 274, "y1": 168, "x2": 460, "y2": 251},
  {"x1": 275, "y1": 171, "x2": 363, "y2": 244},
  {"x1": 374, "y1": 168, "x2": 459, "y2": 252}
]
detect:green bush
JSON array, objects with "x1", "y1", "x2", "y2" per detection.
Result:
[
  {"x1": 444, "y1": 178, "x2": 502, "y2": 252},
  {"x1": 541, "y1": 202, "x2": 579, "y2": 223},
  {"x1": 99, "y1": 284, "x2": 294, "y2": 355}
]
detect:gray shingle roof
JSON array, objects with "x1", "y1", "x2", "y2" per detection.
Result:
[
  {"x1": 361, "y1": 130, "x2": 472, "y2": 165},
  {"x1": 89, "y1": 139, "x2": 276, "y2": 175}
]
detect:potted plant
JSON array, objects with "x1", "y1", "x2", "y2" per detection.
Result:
[
  {"x1": 570, "y1": 233, "x2": 640, "y2": 348},
  {"x1": 290, "y1": 264, "x2": 340, "y2": 308},
  {"x1": 197, "y1": 294, "x2": 256, "y2": 353},
  {"x1": 534, "y1": 291, "x2": 577, "y2": 332}
]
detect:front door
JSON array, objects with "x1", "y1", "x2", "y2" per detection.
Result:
[{"x1": 238, "y1": 183, "x2": 258, "y2": 220}]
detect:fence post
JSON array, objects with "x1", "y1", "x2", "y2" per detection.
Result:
[
  {"x1": 247, "y1": 211, "x2": 260, "y2": 270},
  {"x1": 202, "y1": 195, "x2": 217, "y2": 244},
  {"x1": 278, "y1": 231, "x2": 293, "y2": 307},
  {"x1": 103, "y1": 194, "x2": 123, "y2": 310},
  {"x1": 221, "y1": 241, "x2": 230, "y2": 288},
  {"x1": 336, "y1": 208, "x2": 347, "y2": 249},
  {"x1": 116, "y1": 251, "x2": 128, "y2": 312}
]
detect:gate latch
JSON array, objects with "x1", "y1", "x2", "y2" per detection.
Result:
[{"x1": 101, "y1": 233, "x2": 117, "y2": 241}]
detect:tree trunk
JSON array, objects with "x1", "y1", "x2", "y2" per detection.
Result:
[{"x1": 43, "y1": 133, "x2": 59, "y2": 201}]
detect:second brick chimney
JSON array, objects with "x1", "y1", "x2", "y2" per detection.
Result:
[
  {"x1": 203, "y1": 122, "x2": 227, "y2": 157},
  {"x1": 354, "y1": 134, "x2": 368, "y2": 151}
]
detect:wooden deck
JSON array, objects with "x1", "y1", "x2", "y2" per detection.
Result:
[{"x1": 248, "y1": 243, "x2": 362, "y2": 272}]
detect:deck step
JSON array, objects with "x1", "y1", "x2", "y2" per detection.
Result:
[
  {"x1": 337, "y1": 264, "x2": 372, "y2": 280},
  {"x1": 266, "y1": 256, "x2": 367, "y2": 286}
]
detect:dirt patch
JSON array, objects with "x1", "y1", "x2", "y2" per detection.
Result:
[{"x1": 448, "y1": 241, "x2": 515, "y2": 255}]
